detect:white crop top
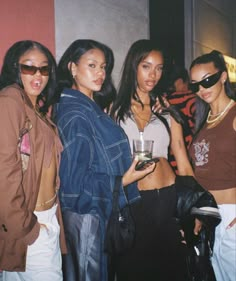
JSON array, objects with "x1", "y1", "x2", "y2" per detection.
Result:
[{"x1": 120, "y1": 113, "x2": 171, "y2": 159}]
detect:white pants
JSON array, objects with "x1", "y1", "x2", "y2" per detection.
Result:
[
  {"x1": 212, "y1": 204, "x2": 236, "y2": 281},
  {"x1": 3, "y1": 204, "x2": 62, "y2": 281}
]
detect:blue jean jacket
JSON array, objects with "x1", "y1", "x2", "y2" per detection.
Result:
[{"x1": 55, "y1": 88, "x2": 140, "y2": 281}]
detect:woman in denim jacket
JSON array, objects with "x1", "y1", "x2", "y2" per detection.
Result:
[{"x1": 53, "y1": 39, "x2": 156, "y2": 281}]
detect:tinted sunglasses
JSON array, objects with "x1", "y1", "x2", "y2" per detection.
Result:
[
  {"x1": 189, "y1": 71, "x2": 222, "y2": 93},
  {"x1": 19, "y1": 64, "x2": 50, "y2": 76}
]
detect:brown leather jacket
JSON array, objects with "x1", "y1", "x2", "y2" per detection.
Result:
[{"x1": 0, "y1": 84, "x2": 67, "y2": 271}]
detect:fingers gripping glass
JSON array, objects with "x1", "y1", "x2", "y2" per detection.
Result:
[
  {"x1": 189, "y1": 71, "x2": 222, "y2": 93},
  {"x1": 135, "y1": 157, "x2": 160, "y2": 171},
  {"x1": 19, "y1": 64, "x2": 50, "y2": 76}
]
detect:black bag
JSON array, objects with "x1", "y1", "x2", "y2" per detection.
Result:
[
  {"x1": 175, "y1": 176, "x2": 221, "y2": 281},
  {"x1": 104, "y1": 176, "x2": 135, "y2": 255},
  {"x1": 185, "y1": 225, "x2": 216, "y2": 281}
]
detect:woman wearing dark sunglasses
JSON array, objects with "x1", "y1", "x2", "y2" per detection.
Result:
[
  {"x1": 189, "y1": 50, "x2": 236, "y2": 281},
  {"x1": 0, "y1": 40, "x2": 66, "y2": 280}
]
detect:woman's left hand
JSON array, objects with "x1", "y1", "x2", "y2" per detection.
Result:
[
  {"x1": 179, "y1": 229, "x2": 187, "y2": 244},
  {"x1": 226, "y1": 217, "x2": 236, "y2": 229},
  {"x1": 194, "y1": 218, "x2": 202, "y2": 235},
  {"x1": 151, "y1": 95, "x2": 169, "y2": 114}
]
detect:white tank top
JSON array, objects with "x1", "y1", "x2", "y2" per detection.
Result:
[{"x1": 120, "y1": 113, "x2": 171, "y2": 159}]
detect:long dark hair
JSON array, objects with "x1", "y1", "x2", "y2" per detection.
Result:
[
  {"x1": 190, "y1": 50, "x2": 236, "y2": 135},
  {"x1": 0, "y1": 40, "x2": 57, "y2": 114},
  {"x1": 110, "y1": 39, "x2": 164, "y2": 123},
  {"x1": 54, "y1": 39, "x2": 116, "y2": 112}
]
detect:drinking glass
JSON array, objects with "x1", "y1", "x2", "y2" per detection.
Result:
[{"x1": 133, "y1": 139, "x2": 154, "y2": 161}]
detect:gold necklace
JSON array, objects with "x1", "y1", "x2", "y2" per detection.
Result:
[
  {"x1": 36, "y1": 192, "x2": 57, "y2": 207},
  {"x1": 207, "y1": 99, "x2": 234, "y2": 124},
  {"x1": 132, "y1": 105, "x2": 151, "y2": 123}
]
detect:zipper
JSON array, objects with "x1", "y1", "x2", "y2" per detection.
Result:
[{"x1": 156, "y1": 188, "x2": 160, "y2": 225}]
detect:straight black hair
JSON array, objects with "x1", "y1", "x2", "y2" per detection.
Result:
[
  {"x1": 54, "y1": 39, "x2": 116, "y2": 112},
  {"x1": 190, "y1": 50, "x2": 236, "y2": 134},
  {"x1": 110, "y1": 39, "x2": 164, "y2": 123}
]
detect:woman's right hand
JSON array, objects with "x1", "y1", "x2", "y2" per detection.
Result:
[
  {"x1": 40, "y1": 223, "x2": 49, "y2": 231},
  {"x1": 122, "y1": 157, "x2": 156, "y2": 187}
]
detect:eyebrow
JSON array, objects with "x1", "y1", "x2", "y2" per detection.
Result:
[
  {"x1": 87, "y1": 58, "x2": 106, "y2": 64},
  {"x1": 202, "y1": 72, "x2": 212, "y2": 79},
  {"x1": 21, "y1": 59, "x2": 48, "y2": 64},
  {"x1": 142, "y1": 60, "x2": 163, "y2": 66},
  {"x1": 191, "y1": 72, "x2": 212, "y2": 82}
]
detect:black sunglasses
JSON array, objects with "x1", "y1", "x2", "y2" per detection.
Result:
[
  {"x1": 189, "y1": 71, "x2": 222, "y2": 93},
  {"x1": 19, "y1": 64, "x2": 50, "y2": 76}
]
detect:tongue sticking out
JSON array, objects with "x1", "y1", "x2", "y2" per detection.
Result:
[{"x1": 31, "y1": 80, "x2": 41, "y2": 89}]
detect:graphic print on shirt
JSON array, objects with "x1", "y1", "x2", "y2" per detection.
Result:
[
  {"x1": 18, "y1": 117, "x2": 32, "y2": 172},
  {"x1": 193, "y1": 139, "x2": 209, "y2": 166}
]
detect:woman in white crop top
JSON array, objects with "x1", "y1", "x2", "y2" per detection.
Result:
[{"x1": 110, "y1": 39, "x2": 195, "y2": 281}]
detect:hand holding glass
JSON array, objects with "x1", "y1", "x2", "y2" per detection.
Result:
[{"x1": 133, "y1": 139, "x2": 159, "y2": 170}]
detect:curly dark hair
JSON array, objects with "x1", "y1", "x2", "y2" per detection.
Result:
[{"x1": 0, "y1": 40, "x2": 57, "y2": 114}]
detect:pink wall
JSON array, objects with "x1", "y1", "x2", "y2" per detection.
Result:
[{"x1": 0, "y1": 0, "x2": 55, "y2": 69}]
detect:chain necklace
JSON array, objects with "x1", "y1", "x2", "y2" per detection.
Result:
[
  {"x1": 132, "y1": 105, "x2": 151, "y2": 124},
  {"x1": 36, "y1": 193, "x2": 57, "y2": 207},
  {"x1": 206, "y1": 99, "x2": 234, "y2": 124}
]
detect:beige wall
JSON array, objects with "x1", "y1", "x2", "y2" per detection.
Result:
[
  {"x1": 1, "y1": 0, "x2": 234, "y2": 85},
  {"x1": 54, "y1": 0, "x2": 149, "y2": 85}
]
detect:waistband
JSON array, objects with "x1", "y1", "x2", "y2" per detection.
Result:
[
  {"x1": 34, "y1": 203, "x2": 58, "y2": 221},
  {"x1": 218, "y1": 204, "x2": 236, "y2": 220},
  {"x1": 139, "y1": 184, "x2": 175, "y2": 194}
]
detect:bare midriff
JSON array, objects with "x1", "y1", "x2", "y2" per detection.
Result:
[
  {"x1": 35, "y1": 144, "x2": 57, "y2": 211},
  {"x1": 138, "y1": 157, "x2": 176, "y2": 190},
  {"x1": 208, "y1": 187, "x2": 236, "y2": 205}
]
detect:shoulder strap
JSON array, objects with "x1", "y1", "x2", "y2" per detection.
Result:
[{"x1": 111, "y1": 176, "x2": 122, "y2": 212}]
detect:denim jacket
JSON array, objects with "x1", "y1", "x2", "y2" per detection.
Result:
[
  {"x1": 55, "y1": 87, "x2": 141, "y2": 212},
  {"x1": 55, "y1": 89, "x2": 140, "y2": 280}
]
